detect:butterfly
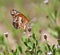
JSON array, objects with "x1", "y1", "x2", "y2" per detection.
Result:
[{"x1": 10, "y1": 9, "x2": 29, "y2": 30}]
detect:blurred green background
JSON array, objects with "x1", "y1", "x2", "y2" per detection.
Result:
[{"x1": 0, "y1": 0, "x2": 60, "y2": 55}]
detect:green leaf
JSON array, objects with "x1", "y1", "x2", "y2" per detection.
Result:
[
  {"x1": 52, "y1": 45, "x2": 56, "y2": 55},
  {"x1": 28, "y1": 38, "x2": 31, "y2": 42},
  {"x1": 32, "y1": 33, "x2": 36, "y2": 41},
  {"x1": 24, "y1": 42, "x2": 28, "y2": 46},
  {"x1": 44, "y1": 45, "x2": 48, "y2": 51},
  {"x1": 27, "y1": 42, "x2": 32, "y2": 49},
  {"x1": 21, "y1": 36, "x2": 26, "y2": 42},
  {"x1": 13, "y1": 51, "x2": 16, "y2": 55},
  {"x1": 37, "y1": 49, "x2": 42, "y2": 54},
  {"x1": 36, "y1": 40, "x2": 38, "y2": 46},
  {"x1": 33, "y1": 43, "x2": 35, "y2": 49},
  {"x1": 0, "y1": 34, "x2": 5, "y2": 44},
  {"x1": 54, "y1": 9, "x2": 58, "y2": 18},
  {"x1": 15, "y1": 47, "x2": 20, "y2": 55},
  {"x1": 52, "y1": 48, "x2": 56, "y2": 55},
  {"x1": 52, "y1": 45, "x2": 55, "y2": 50},
  {"x1": 47, "y1": 44, "x2": 51, "y2": 51},
  {"x1": 18, "y1": 46, "x2": 22, "y2": 53}
]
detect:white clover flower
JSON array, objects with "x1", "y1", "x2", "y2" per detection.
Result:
[
  {"x1": 57, "y1": 45, "x2": 60, "y2": 48},
  {"x1": 47, "y1": 51, "x2": 52, "y2": 55},
  {"x1": 44, "y1": 0, "x2": 48, "y2": 4},
  {"x1": 4, "y1": 32, "x2": 8, "y2": 37},
  {"x1": 55, "y1": 45, "x2": 58, "y2": 49},
  {"x1": 4, "y1": 32, "x2": 8, "y2": 35},
  {"x1": 55, "y1": 44, "x2": 60, "y2": 49}
]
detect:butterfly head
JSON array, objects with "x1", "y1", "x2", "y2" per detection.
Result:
[{"x1": 10, "y1": 9, "x2": 17, "y2": 16}]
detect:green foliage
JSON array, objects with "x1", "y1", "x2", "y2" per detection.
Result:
[
  {"x1": 22, "y1": 33, "x2": 42, "y2": 55},
  {"x1": 0, "y1": 33, "x2": 60, "y2": 55},
  {"x1": 41, "y1": 43, "x2": 56, "y2": 55},
  {"x1": 47, "y1": 44, "x2": 52, "y2": 51},
  {"x1": 0, "y1": 34, "x2": 5, "y2": 45}
]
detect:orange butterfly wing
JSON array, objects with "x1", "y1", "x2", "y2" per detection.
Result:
[{"x1": 18, "y1": 13, "x2": 29, "y2": 29}]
